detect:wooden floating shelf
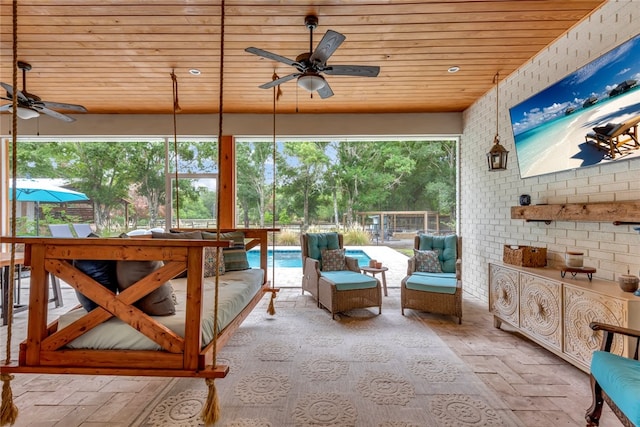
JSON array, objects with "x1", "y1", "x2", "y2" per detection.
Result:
[{"x1": 511, "y1": 201, "x2": 640, "y2": 224}]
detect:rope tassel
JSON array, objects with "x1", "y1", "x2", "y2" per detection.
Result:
[
  {"x1": 267, "y1": 290, "x2": 277, "y2": 315},
  {"x1": 0, "y1": 374, "x2": 18, "y2": 426},
  {"x1": 201, "y1": 378, "x2": 220, "y2": 425}
]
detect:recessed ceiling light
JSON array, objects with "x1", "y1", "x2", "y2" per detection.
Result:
[
  {"x1": 447, "y1": 66, "x2": 460, "y2": 73},
  {"x1": 189, "y1": 68, "x2": 201, "y2": 76}
]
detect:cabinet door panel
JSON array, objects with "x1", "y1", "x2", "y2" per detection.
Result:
[
  {"x1": 563, "y1": 286, "x2": 625, "y2": 367},
  {"x1": 519, "y1": 274, "x2": 561, "y2": 350},
  {"x1": 489, "y1": 265, "x2": 519, "y2": 326}
]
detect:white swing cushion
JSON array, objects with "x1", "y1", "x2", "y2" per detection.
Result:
[{"x1": 57, "y1": 268, "x2": 264, "y2": 350}]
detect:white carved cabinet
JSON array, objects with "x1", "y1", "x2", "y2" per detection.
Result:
[{"x1": 489, "y1": 263, "x2": 639, "y2": 372}]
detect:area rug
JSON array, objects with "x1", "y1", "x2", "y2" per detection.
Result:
[{"x1": 136, "y1": 292, "x2": 524, "y2": 427}]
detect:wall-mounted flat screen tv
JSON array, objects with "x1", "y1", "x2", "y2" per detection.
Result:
[{"x1": 509, "y1": 33, "x2": 640, "y2": 179}]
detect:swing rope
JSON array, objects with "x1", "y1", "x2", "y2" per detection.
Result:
[
  {"x1": 200, "y1": 0, "x2": 225, "y2": 424},
  {"x1": 1, "y1": 0, "x2": 20, "y2": 424},
  {"x1": 171, "y1": 69, "x2": 181, "y2": 228},
  {"x1": 266, "y1": 73, "x2": 281, "y2": 316}
]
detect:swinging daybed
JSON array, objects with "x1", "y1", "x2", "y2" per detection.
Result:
[{"x1": 1, "y1": 230, "x2": 273, "y2": 378}]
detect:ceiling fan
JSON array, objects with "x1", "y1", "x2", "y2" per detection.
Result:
[
  {"x1": 245, "y1": 15, "x2": 380, "y2": 99},
  {"x1": 0, "y1": 61, "x2": 87, "y2": 122}
]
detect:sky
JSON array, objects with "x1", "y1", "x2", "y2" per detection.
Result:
[{"x1": 509, "y1": 33, "x2": 640, "y2": 136}]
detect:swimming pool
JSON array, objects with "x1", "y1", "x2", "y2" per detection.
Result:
[{"x1": 247, "y1": 248, "x2": 371, "y2": 268}]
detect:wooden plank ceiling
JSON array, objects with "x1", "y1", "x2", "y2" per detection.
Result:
[{"x1": 0, "y1": 0, "x2": 605, "y2": 116}]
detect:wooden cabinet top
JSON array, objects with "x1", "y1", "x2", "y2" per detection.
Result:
[{"x1": 490, "y1": 262, "x2": 639, "y2": 301}]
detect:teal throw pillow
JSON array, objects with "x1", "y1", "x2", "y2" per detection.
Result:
[{"x1": 418, "y1": 234, "x2": 457, "y2": 273}]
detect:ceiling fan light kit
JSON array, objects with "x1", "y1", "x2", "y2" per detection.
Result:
[
  {"x1": 245, "y1": 15, "x2": 380, "y2": 99},
  {"x1": 298, "y1": 73, "x2": 326, "y2": 91},
  {"x1": 8, "y1": 105, "x2": 40, "y2": 120}
]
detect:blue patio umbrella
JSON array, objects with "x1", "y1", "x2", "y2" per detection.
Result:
[
  {"x1": 9, "y1": 178, "x2": 89, "y2": 234},
  {"x1": 9, "y1": 178, "x2": 89, "y2": 203}
]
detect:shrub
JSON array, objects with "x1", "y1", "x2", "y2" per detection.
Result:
[
  {"x1": 276, "y1": 230, "x2": 299, "y2": 246},
  {"x1": 343, "y1": 228, "x2": 371, "y2": 246}
]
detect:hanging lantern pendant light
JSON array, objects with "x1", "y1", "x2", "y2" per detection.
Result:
[{"x1": 487, "y1": 72, "x2": 509, "y2": 171}]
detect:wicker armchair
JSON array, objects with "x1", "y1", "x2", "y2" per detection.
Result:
[
  {"x1": 401, "y1": 234, "x2": 462, "y2": 323},
  {"x1": 301, "y1": 232, "x2": 382, "y2": 319}
]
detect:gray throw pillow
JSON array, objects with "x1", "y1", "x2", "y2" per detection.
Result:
[
  {"x1": 201, "y1": 231, "x2": 250, "y2": 271},
  {"x1": 116, "y1": 260, "x2": 176, "y2": 316}
]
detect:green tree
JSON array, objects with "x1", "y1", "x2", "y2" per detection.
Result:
[
  {"x1": 14, "y1": 141, "x2": 75, "y2": 178},
  {"x1": 333, "y1": 141, "x2": 414, "y2": 226},
  {"x1": 236, "y1": 141, "x2": 273, "y2": 227},
  {"x1": 279, "y1": 141, "x2": 329, "y2": 229},
  {"x1": 68, "y1": 141, "x2": 134, "y2": 233},
  {"x1": 126, "y1": 141, "x2": 167, "y2": 227}
]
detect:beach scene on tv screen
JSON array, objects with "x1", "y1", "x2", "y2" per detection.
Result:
[{"x1": 509, "y1": 34, "x2": 640, "y2": 179}]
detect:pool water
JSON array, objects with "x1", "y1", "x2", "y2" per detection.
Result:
[{"x1": 247, "y1": 249, "x2": 370, "y2": 268}]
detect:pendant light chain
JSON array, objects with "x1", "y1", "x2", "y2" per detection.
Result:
[{"x1": 494, "y1": 72, "x2": 500, "y2": 143}]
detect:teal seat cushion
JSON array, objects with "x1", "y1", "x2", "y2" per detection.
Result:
[
  {"x1": 591, "y1": 351, "x2": 640, "y2": 424},
  {"x1": 405, "y1": 272, "x2": 457, "y2": 294},
  {"x1": 418, "y1": 234, "x2": 457, "y2": 273},
  {"x1": 306, "y1": 232, "x2": 341, "y2": 269},
  {"x1": 321, "y1": 271, "x2": 378, "y2": 291}
]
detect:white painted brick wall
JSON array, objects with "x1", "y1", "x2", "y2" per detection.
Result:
[{"x1": 461, "y1": 0, "x2": 640, "y2": 301}]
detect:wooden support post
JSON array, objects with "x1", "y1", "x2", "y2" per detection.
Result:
[{"x1": 219, "y1": 135, "x2": 235, "y2": 229}]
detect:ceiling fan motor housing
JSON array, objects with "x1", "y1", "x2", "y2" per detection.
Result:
[{"x1": 304, "y1": 15, "x2": 318, "y2": 30}]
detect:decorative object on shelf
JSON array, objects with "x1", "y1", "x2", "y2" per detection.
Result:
[
  {"x1": 519, "y1": 194, "x2": 531, "y2": 206},
  {"x1": 503, "y1": 245, "x2": 547, "y2": 267},
  {"x1": 565, "y1": 251, "x2": 584, "y2": 268},
  {"x1": 618, "y1": 268, "x2": 639, "y2": 293},
  {"x1": 561, "y1": 266, "x2": 596, "y2": 281},
  {"x1": 487, "y1": 72, "x2": 509, "y2": 171}
]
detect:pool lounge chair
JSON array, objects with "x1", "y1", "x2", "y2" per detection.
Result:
[{"x1": 585, "y1": 114, "x2": 640, "y2": 159}]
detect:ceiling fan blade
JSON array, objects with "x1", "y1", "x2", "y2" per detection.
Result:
[
  {"x1": 0, "y1": 103, "x2": 11, "y2": 112},
  {"x1": 42, "y1": 100, "x2": 88, "y2": 112},
  {"x1": 309, "y1": 30, "x2": 346, "y2": 65},
  {"x1": 245, "y1": 47, "x2": 298, "y2": 67},
  {"x1": 317, "y1": 82, "x2": 334, "y2": 99},
  {"x1": 324, "y1": 65, "x2": 380, "y2": 77},
  {"x1": 259, "y1": 73, "x2": 299, "y2": 89},
  {"x1": 1, "y1": 82, "x2": 29, "y2": 102},
  {"x1": 33, "y1": 105, "x2": 75, "y2": 122}
]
